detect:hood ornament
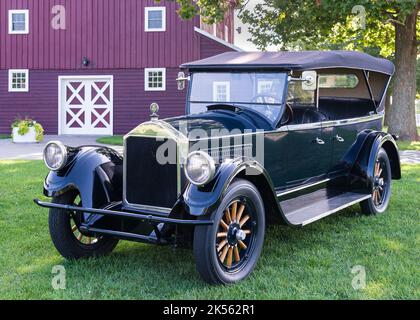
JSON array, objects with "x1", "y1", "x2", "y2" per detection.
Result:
[{"x1": 150, "y1": 102, "x2": 159, "y2": 121}]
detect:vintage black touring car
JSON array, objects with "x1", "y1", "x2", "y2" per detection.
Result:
[{"x1": 35, "y1": 51, "x2": 401, "y2": 284}]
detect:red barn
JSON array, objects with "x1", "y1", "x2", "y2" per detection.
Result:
[{"x1": 0, "y1": 0, "x2": 240, "y2": 135}]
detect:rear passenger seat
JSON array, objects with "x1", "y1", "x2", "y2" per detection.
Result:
[{"x1": 318, "y1": 97, "x2": 376, "y2": 120}]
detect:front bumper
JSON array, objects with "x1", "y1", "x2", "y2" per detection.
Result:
[{"x1": 34, "y1": 198, "x2": 213, "y2": 244}]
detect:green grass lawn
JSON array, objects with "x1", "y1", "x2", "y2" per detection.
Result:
[
  {"x1": 96, "y1": 135, "x2": 124, "y2": 146},
  {"x1": 0, "y1": 134, "x2": 11, "y2": 139},
  {"x1": 0, "y1": 161, "x2": 419, "y2": 300},
  {"x1": 395, "y1": 128, "x2": 420, "y2": 151}
]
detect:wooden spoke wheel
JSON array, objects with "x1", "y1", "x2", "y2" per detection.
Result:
[
  {"x1": 216, "y1": 199, "x2": 255, "y2": 271},
  {"x1": 372, "y1": 159, "x2": 388, "y2": 207},
  {"x1": 48, "y1": 191, "x2": 119, "y2": 260},
  {"x1": 69, "y1": 195, "x2": 100, "y2": 246},
  {"x1": 193, "y1": 179, "x2": 265, "y2": 284},
  {"x1": 361, "y1": 148, "x2": 392, "y2": 215}
]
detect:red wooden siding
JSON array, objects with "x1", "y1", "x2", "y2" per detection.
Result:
[
  {"x1": 0, "y1": 0, "x2": 238, "y2": 134},
  {"x1": 0, "y1": 0, "x2": 203, "y2": 70},
  {"x1": 199, "y1": 33, "x2": 236, "y2": 59},
  {"x1": 0, "y1": 68, "x2": 187, "y2": 134}
]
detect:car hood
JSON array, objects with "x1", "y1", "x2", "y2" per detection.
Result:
[{"x1": 162, "y1": 109, "x2": 273, "y2": 139}]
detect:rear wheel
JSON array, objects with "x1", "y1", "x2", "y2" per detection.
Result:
[
  {"x1": 193, "y1": 179, "x2": 265, "y2": 284},
  {"x1": 360, "y1": 148, "x2": 392, "y2": 215},
  {"x1": 49, "y1": 191, "x2": 119, "y2": 259}
]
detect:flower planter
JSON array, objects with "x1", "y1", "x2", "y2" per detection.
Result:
[{"x1": 12, "y1": 127, "x2": 39, "y2": 144}]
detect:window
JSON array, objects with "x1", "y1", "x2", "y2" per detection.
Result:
[
  {"x1": 190, "y1": 72, "x2": 288, "y2": 122},
  {"x1": 287, "y1": 81, "x2": 315, "y2": 105},
  {"x1": 145, "y1": 7, "x2": 166, "y2": 32},
  {"x1": 145, "y1": 68, "x2": 166, "y2": 91},
  {"x1": 9, "y1": 69, "x2": 29, "y2": 92},
  {"x1": 9, "y1": 10, "x2": 29, "y2": 34},
  {"x1": 258, "y1": 80, "x2": 273, "y2": 94},
  {"x1": 213, "y1": 82, "x2": 230, "y2": 102},
  {"x1": 319, "y1": 74, "x2": 359, "y2": 89}
]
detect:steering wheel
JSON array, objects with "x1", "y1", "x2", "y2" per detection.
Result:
[
  {"x1": 251, "y1": 94, "x2": 283, "y2": 118},
  {"x1": 280, "y1": 102, "x2": 294, "y2": 126},
  {"x1": 251, "y1": 94, "x2": 282, "y2": 104}
]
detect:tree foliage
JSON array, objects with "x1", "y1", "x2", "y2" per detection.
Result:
[
  {"x1": 240, "y1": 0, "x2": 418, "y2": 59},
  {"x1": 161, "y1": 0, "x2": 241, "y2": 23}
]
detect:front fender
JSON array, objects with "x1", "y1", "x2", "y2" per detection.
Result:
[
  {"x1": 183, "y1": 158, "x2": 286, "y2": 223},
  {"x1": 44, "y1": 146, "x2": 123, "y2": 209}
]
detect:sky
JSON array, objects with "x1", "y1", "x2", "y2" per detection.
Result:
[{"x1": 233, "y1": 0, "x2": 278, "y2": 52}]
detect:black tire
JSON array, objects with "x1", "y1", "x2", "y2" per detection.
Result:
[
  {"x1": 49, "y1": 191, "x2": 119, "y2": 260},
  {"x1": 193, "y1": 179, "x2": 265, "y2": 284},
  {"x1": 360, "y1": 148, "x2": 392, "y2": 215}
]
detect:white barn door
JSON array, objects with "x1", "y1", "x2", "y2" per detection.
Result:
[{"x1": 59, "y1": 76, "x2": 113, "y2": 135}]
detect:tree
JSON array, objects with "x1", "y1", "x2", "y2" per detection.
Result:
[
  {"x1": 240, "y1": 0, "x2": 419, "y2": 141},
  {"x1": 161, "y1": 0, "x2": 241, "y2": 23}
]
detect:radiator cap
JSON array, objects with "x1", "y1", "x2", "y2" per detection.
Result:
[{"x1": 150, "y1": 102, "x2": 159, "y2": 121}]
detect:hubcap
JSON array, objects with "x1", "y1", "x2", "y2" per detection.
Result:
[{"x1": 216, "y1": 200, "x2": 254, "y2": 270}]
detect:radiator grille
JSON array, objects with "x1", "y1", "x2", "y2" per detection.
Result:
[{"x1": 124, "y1": 136, "x2": 178, "y2": 210}]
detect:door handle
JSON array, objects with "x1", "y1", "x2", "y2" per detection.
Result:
[
  {"x1": 314, "y1": 137, "x2": 325, "y2": 145},
  {"x1": 335, "y1": 135, "x2": 345, "y2": 142}
]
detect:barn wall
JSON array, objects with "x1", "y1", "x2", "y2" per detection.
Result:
[
  {"x1": 0, "y1": 0, "x2": 201, "y2": 70},
  {"x1": 0, "y1": 68, "x2": 187, "y2": 134}
]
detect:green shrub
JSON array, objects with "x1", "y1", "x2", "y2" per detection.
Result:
[{"x1": 11, "y1": 117, "x2": 44, "y2": 142}]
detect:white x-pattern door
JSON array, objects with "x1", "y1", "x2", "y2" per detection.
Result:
[{"x1": 59, "y1": 76, "x2": 113, "y2": 135}]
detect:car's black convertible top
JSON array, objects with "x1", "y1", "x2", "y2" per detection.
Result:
[{"x1": 181, "y1": 50, "x2": 395, "y2": 75}]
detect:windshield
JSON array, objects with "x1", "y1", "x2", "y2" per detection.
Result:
[{"x1": 188, "y1": 72, "x2": 288, "y2": 123}]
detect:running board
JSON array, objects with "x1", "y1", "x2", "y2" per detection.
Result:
[{"x1": 280, "y1": 189, "x2": 371, "y2": 226}]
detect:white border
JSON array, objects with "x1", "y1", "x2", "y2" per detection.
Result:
[
  {"x1": 144, "y1": 7, "x2": 166, "y2": 32},
  {"x1": 144, "y1": 68, "x2": 166, "y2": 91},
  {"x1": 58, "y1": 75, "x2": 114, "y2": 135},
  {"x1": 212, "y1": 81, "x2": 230, "y2": 102},
  {"x1": 8, "y1": 9, "x2": 29, "y2": 34},
  {"x1": 8, "y1": 69, "x2": 29, "y2": 92}
]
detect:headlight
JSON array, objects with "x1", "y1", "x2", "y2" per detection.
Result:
[
  {"x1": 184, "y1": 151, "x2": 216, "y2": 186},
  {"x1": 43, "y1": 141, "x2": 68, "y2": 171}
]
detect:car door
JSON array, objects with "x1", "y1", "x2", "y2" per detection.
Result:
[
  {"x1": 283, "y1": 122, "x2": 332, "y2": 187},
  {"x1": 326, "y1": 121, "x2": 357, "y2": 175}
]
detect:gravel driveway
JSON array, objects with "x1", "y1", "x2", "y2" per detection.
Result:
[{"x1": 0, "y1": 135, "x2": 122, "y2": 160}]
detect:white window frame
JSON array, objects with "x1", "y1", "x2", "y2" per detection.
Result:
[
  {"x1": 144, "y1": 7, "x2": 166, "y2": 32},
  {"x1": 8, "y1": 69, "x2": 29, "y2": 92},
  {"x1": 8, "y1": 9, "x2": 29, "y2": 34},
  {"x1": 145, "y1": 68, "x2": 166, "y2": 91},
  {"x1": 213, "y1": 81, "x2": 230, "y2": 102}
]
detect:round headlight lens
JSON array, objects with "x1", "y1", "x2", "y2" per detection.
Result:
[
  {"x1": 185, "y1": 151, "x2": 216, "y2": 186},
  {"x1": 43, "y1": 141, "x2": 68, "y2": 171}
]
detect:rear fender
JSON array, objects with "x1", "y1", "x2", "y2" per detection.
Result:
[
  {"x1": 350, "y1": 132, "x2": 401, "y2": 190},
  {"x1": 43, "y1": 146, "x2": 123, "y2": 209}
]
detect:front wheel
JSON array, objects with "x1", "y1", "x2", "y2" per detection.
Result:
[
  {"x1": 193, "y1": 179, "x2": 266, "y2": 284},
  {"x1": 360, "y1": 148, "x2": 392, "y2": 215},
  {"x1": 49, "y1": 191, "x2": 119, "y2": 259}
]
